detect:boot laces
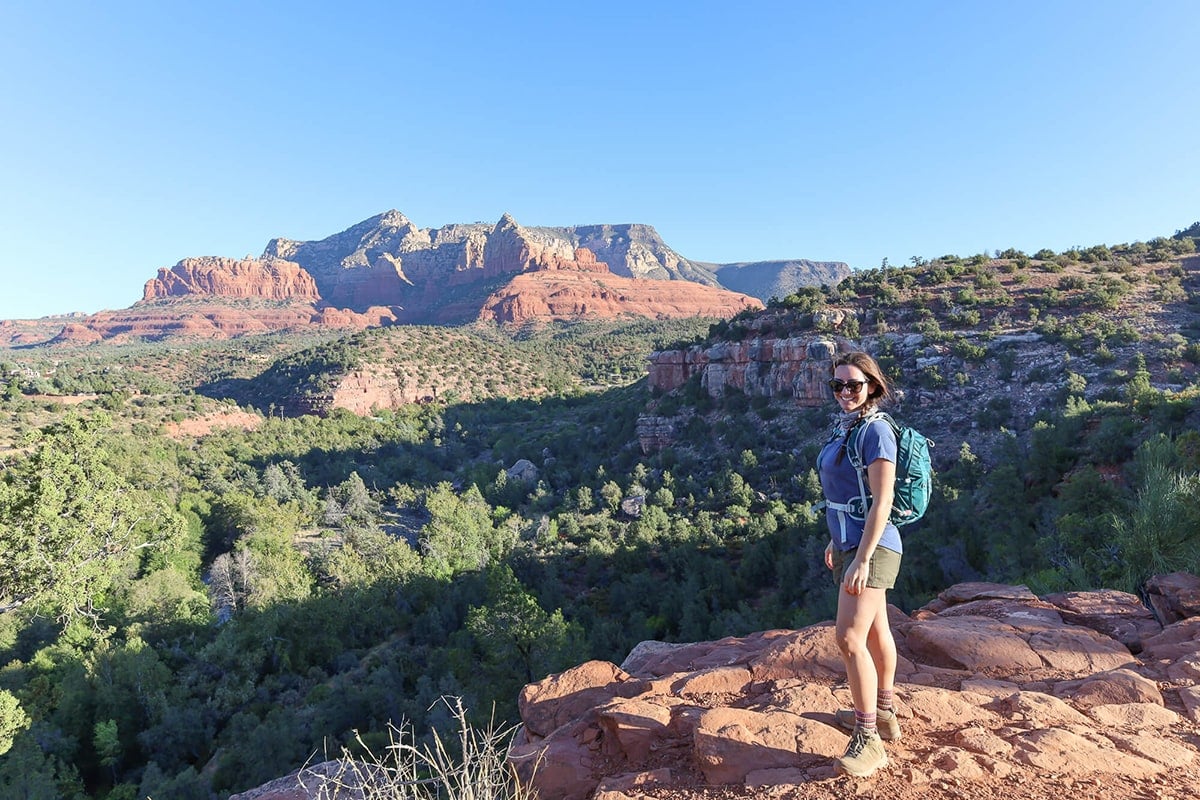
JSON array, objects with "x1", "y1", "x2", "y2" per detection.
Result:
[{"x1": 845, "y1": 729, "x2": 872, "y2": 758}]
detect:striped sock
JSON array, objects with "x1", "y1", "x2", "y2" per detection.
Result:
[
  {"x1": 877, "y1": 688, "x2": 894, "y2": 714},
  {"x1": 854, "y1": 709, "x2": 877, "y2": 734}
]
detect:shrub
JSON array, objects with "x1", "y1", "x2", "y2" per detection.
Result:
[
  {"x1": 1107, "y1": 438, "x2": 1200, "y2": 592},
  {"x1": 314, "y1": 698, "x2": 536, "y2": 800},
  {"x1": 951, "y1": 338, "x2": 987, "y2": 362}
]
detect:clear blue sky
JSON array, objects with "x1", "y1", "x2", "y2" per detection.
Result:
[{"x1": 1, "y1": 1, "x2": 1197, "y2": 319}]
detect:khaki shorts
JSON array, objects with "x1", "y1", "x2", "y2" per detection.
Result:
[{"x1": 832, "y1": 546, "x2": 902, "y2": 590}]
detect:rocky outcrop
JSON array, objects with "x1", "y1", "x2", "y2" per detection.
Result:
[
  {"x1": 317, "y1": 365, "x2": 437, "y2": 415},
  {"x1": 481, "y1": 214, "x2": 582, "y2": 278},
  {"x1": 569, "y1": 223, "x2": 720, "y2": 285},
  {"x1": 635, "y1": 413, "x2": 692, "y2": 454},
  {"x1": 1142, "y1": 571, "x2": 1200, "y2": 625},
  {"x1": 228, "y1": 577, "x2": 1200, "y2": 800},
  {"x1": 143, "y1": 257, "x2": 321, "y2": 301},
  {"x1": 507, "y1": 578, "x2": 1200, "y2": 800},
  {"x1": 647, "y1": 335, "x2": 842, "y2": 404},
  {"x1": 0, "y1": 315, "x2": 89, "y2": 346}
]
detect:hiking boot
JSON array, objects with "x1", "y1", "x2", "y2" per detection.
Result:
[
  {"x1": 835, "y1": 707, "x2": 901, "y2": 741},
  {"x1": 836, "y1": 728, "x2": 887, "y2": 778}
]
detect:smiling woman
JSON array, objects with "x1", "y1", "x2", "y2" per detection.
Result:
[{"x1": 815, "y1": 350, "x2": 902, "y2": 777}]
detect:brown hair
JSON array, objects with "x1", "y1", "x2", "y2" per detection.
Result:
[{"x1": 833, "y1": 351, "x2": 893, "y2": 407}]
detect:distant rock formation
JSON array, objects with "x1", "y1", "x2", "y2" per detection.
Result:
[
  {"x1": 9, "y1": 210, "x2": 841, "y2": 346},
  {"x1": 711, "y1": 259, "x2": 853, "y2": 302},
  {"x1": 48, "y1": 302, "x2": 400, "y2": 345},
  {"x1": 143, "y1": 256, "x2": 321, "y2": 301},
  {"x1": 258, "y1": 212, "x2": 768, "y2": 324},
  {"x1": 478, "y1": 258, "x2": 763, "y2": 327}
]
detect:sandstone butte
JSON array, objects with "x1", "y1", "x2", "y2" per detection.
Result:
[{"x1": 230, "y1": 572, "x2": 1200, "y2": 800}]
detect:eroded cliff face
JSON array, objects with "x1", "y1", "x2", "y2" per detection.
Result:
[
  {"x1": 478, "y1": 264, "x2": 763, "y2": 327},
  {"x1": 648, "y1": 336, "x2": 842, "y2": 404},
  {"x1": 640, "y1": 334, "x2": 844, "y2": 454},
  {"x1": 143, "y1": 256, "x2": 321, "y2": 301}
]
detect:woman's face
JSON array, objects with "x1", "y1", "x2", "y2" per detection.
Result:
[{"x1": 832, "y1": 364, "x2": 872, "y2": 415}]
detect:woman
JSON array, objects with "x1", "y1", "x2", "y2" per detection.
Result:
[{"x1": 817, "y1": 351, "x2": 902, "y2": 778}]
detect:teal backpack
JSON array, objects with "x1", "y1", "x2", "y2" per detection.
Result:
[{"x1": 829, "y1": 411, "x2": 935, "y2": 527}]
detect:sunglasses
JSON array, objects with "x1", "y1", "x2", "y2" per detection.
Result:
[{"x1": 828, "y1": 379, "x2": 868, "y2": 394}]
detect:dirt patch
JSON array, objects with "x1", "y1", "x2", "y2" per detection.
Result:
[
  {"x1": 164, "y1": 409, "x2": 263, "y2": 439},
  {"x1": 26, "y1": 393, "x2": 99, "y2": 405}
]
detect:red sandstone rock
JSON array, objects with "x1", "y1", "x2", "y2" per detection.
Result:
[
  {"x1": 903, "y1": 616, "x2": 1046, "y2": 674},
  {"x1": 1053, "y1": 667, "x2": 1162, "y2": 708},
  {"x1": 507, "y1": 577, "x2": 1200, "y2": 800},
  {"x1": 1043, "y1": 588, "x2": 1163, "y2": 651},
  {"x1": 477, "y1": 270, "x2": 761, "y2": 327},
  {"x1": 693, "y1": 707, "x2": 841, "y2": 783},
  {"x1": 1143, "y1": 571, "x2": 1200, "y2": 624},
  {"x1": 46, "y1": 300, "x2": 403, "y2": 345},
  {"x1": 518, "y1": 660, "x2": 642, "y2": 739},
  {"x1": 34, "y1": 241, "x2": 759, "y2": 346},
  {"x1": 646, "y1": 335, "x2": 841, "y2": 408},
  {"x1": 143, "y1": 257, "x2": 321, "y2": 301}
]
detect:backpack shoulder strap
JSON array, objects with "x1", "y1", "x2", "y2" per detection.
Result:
[
  {"x1": 845, "y1": 410, "x2": 891, "y2": 470},
  {"x1": 845, "y1": 410, "x2": 899, "y2": 516}
]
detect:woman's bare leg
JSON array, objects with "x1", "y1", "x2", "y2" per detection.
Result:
[
  {"x1": 865, "y1": 598, "x2": 896, "y2": 697},
  {"x1": 835, "y1": 586, "x2": 889, "y2": 718}
]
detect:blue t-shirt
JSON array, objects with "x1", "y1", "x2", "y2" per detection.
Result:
[{"x1": 817, "y1": 417, "x2": 902, "y2": 554}]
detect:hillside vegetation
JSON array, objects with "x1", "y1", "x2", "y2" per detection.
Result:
[{"x1": 0, "y1": 228, "x2": 1198, "y2": 799}]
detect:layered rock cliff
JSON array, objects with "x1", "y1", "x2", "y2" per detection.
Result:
[
  {"x1": 647, "y1": 335, "x2": 841, "y2": 404},
  {"x1": 478, "y1": 257, "x2": 763, "y2": 326},
  {"x1": 259, "y1": 211, "x2": 760, "y2": 322},
  {"x1": 143, "y1": 256, "x2": 321, "y2": 301},
  {"x1": 712, "y1": 258, "x2": 853, "y2": 301}
]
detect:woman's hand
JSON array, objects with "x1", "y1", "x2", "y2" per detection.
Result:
[
  {"x1": 843, "y1": 555, "x2": 870, "y2": 595},
  {"x1": 824, "y1": 540, "x2": 834, "y2": 570}
]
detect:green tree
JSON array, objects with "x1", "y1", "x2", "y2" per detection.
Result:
[
  {"x1": 466, "y1": 566, "x2": 583, "y2": 686},
  {"x1": 93, "y1": 718, "x2": 121, "y2": 776},
  {"x1": 420, "y1": 483, "x2": 513, "y2": 578},
  {"x1": 0, "y1": 690, "x2": 30, "y2": 756},
  {"x1": 337, "y1": 471, "x2": 380, "y2": 525},
  {"x1": 599, "y1": 481, "x2": 623, "y2": 512},
  {"x1": 0, "y1": 414, "x2": 174, "y2": 624}
]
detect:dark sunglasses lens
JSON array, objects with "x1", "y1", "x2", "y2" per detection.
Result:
[{"x1": 829, "y1": 380, "x2": 865, "y2": 394}]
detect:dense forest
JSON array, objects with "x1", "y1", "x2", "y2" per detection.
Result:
[{"x1": 1, "y1": 231, "x2": 1199, "y2": 799}]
